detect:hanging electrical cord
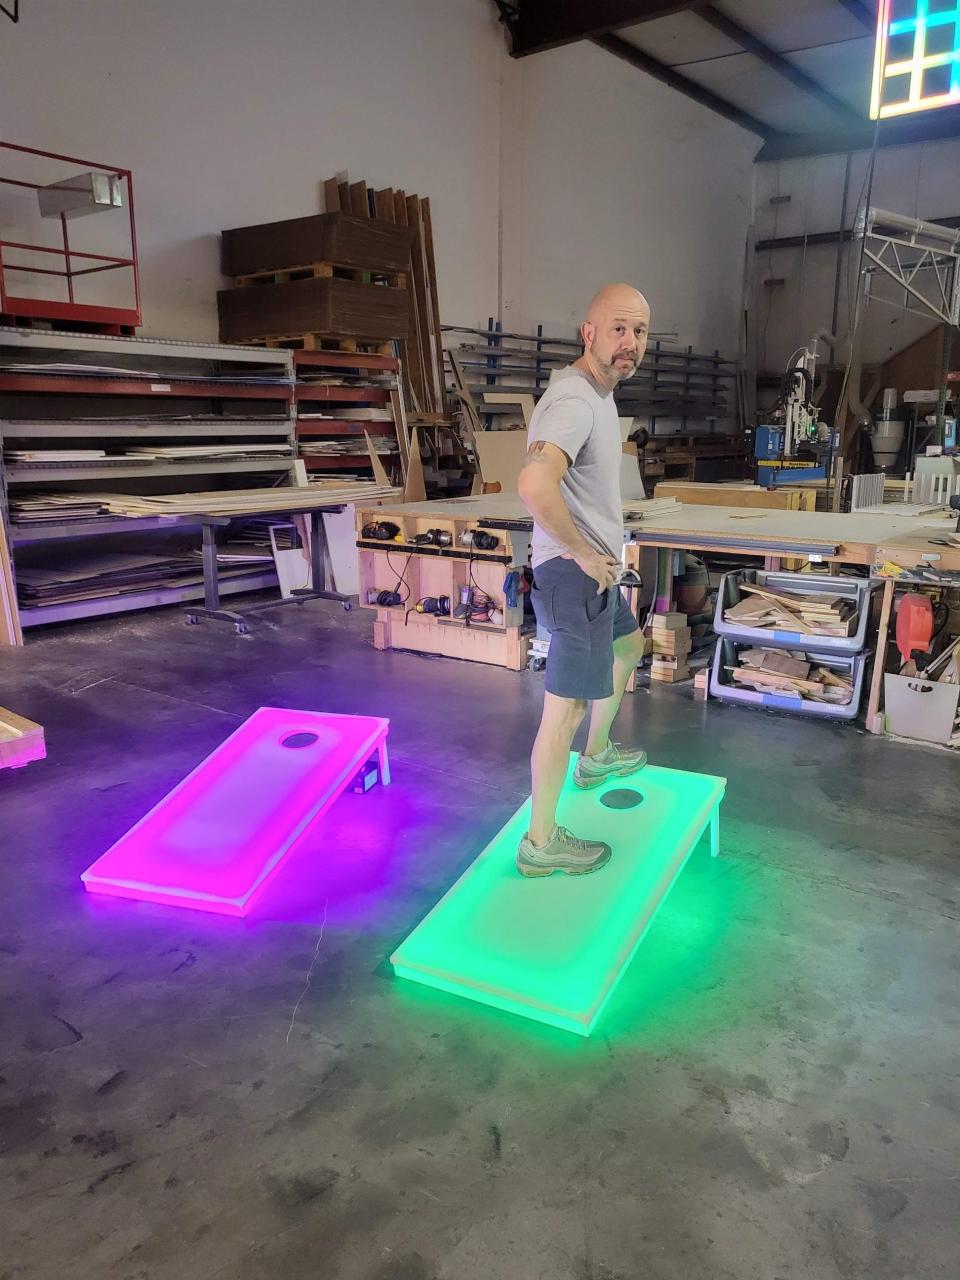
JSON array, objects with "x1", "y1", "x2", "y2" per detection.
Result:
[{"x1": 385, "y1": 551, "x2": 413, "y2": 603}]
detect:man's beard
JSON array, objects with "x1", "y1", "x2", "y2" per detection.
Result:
[{"x1": 595, "y1": 344, "x2": 637, "y2": 380}]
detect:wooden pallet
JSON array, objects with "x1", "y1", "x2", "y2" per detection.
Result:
[
  {"x1": 233, "y1": 261, "x2": 406, "y2": 289},
  {"x1": 240, "y1": 333, "x2": 396, "y2": 355}
]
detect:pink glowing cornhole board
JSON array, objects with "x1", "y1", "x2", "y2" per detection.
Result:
[{"x1": 81, "y1": 708, "x2": 390, "y2": 916}]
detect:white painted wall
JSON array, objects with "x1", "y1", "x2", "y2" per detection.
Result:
[
  {"x1": 753, "y1": 139, "x2": 960, "y2": 376},
  {"x1": 0, "y1": 0, "x2": 505, "y2": 339},
  {"x1": 0, "y1": 0, "x2": 756, "y2": 361},
  {"x1": 501, "y1": 40, "x2": 758, "y2": 354}
]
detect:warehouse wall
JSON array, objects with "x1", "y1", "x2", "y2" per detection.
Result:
[
  {"x1": 502, "y1": 40, "x2": 759, "y2": 354},
  {"x1": 0, "y1": 0, "x2": 505, "y2": 340},
  {"x1": 0, "y1": 0, "x2": 757, "y2": 356},
  {"x1": 753, "y1": 139, "x2": 960, "y2": 378}
]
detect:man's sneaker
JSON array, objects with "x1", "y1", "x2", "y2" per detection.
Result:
[
  {"x1": 516, "y1": 825, "x2": 612, "y2": 877},
  {"x1": 574, "y1": 742, "x2": 648, "y2": 789}
]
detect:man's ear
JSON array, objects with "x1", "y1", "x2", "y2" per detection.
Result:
[{"x1": 580, "y1": 321, "x2": 594, "y2": 348}]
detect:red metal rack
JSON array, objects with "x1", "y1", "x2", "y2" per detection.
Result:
[{"x1": 0, "y1": 141, "x2": 141, "y2": 332}]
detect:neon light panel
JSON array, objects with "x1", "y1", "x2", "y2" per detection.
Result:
[
  {"x1": 81, "y1": 708, "x2": 390, "y2": 917},
  {"x1": 391, "y1": 761, "x2": 726, "y2": 1036},
  {"x1": 871, "y1": 1, "x2": 960, "y2": 119}
]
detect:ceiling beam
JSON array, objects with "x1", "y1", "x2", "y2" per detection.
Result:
[
  {"x1": 835, "y1": 0, "x2": 877, "y2": 29},
  {"x1": 593, "y1": 33, "x2": 776, "y2": 139},
  {"x1": 510, "y1": 0, "x2": 703, "y2": 58},
  {"x1": 699, "y1": 5, "x2": 864, "y2": 125},
  {"x1": 757, "y1": 105, "x2": 960, "y2": 160}
]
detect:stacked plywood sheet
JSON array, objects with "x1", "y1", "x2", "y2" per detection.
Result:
[
  {"x1": 221, "y1": 211, "x2": 413, "y2": 276},
  {"x1": 218, "y1": 210, "x2": 413, "y2": 345},
  {"x1": 14, "y1": 552, "x2": 256, "y2": 609},
  {"x1": 323, "y1": 173, "x2": 446, "y2": 417}
]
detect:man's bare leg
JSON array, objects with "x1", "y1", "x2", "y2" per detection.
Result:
[
  {"x1": 584, "y1": 630, "x2": 647, "y2": 758},
  {"x1": 529, "y1": 691, "x2": 587, "y2": 845}
]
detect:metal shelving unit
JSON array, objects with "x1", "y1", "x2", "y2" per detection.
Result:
[
  {"x1": 293, "y1": 348, "x2": 403, "y2": 480},
  {"x1": 6, "y1": 457, "x2": 293, "y2": 483},
  {"x1": 0, "y1": 328, "x2": 296, "y2": 627}
]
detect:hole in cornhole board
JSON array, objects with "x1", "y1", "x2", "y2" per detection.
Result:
[
  {"x1": 282, "y1": 732, "x2": 319, "y2": 749},
  {"x1": 600, "y1": 788, "x2": 644, "y2": 810}
]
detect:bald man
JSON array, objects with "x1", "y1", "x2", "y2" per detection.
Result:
[{"x1": 515, "y1": 284, "x2": 650, "y2": 878}]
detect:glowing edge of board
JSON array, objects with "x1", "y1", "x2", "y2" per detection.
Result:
[
  {"x1": 391, "y1": 764, "x2": 724, "y2": 1036},
  {"x1": 81, "y1": 708, "x2": 390, "y2": 917}
]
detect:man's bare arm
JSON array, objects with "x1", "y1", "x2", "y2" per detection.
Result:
[{"x1": 517, "y1": 441, "x2": 618, "y2": 592}]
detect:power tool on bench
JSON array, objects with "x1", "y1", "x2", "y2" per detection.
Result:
[
  {"x1": 896, "y1": 592, "x2": 948, "y2": 675},
  {"x1": 754, "y1": 339, "x2": 833, "y2": 488}
]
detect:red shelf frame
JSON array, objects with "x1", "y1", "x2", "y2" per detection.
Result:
[
  {"x1": 295, "y1": 385, "x2": 391, "y2": 403},
  {"x1": 303, "y1": 455, "x2": 375, "y2": 470},
  {"x1": 293, "y1": 350, "x2": 399, "y2": 374},
  {"x1": 0, "y1": 140, "x2": 141, "y2": 331},
  {"x1": 0, "y1": 373, "x2": 293, "y2": 400},
  {"x1": 297, "y1": 420, "x2": 394, "y2": 436}
]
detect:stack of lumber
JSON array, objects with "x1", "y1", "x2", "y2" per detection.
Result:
[
  {"x1": 218, "y1": 209, "x2": 412, "y2": 347},
  {"x1": 14, "y1": 552, "x2": 259, "y2": 609},
  {"x1": 323, "y1": 172, "x2": 446, "y2": 418},
  {"x1": 0, "y1": 707, "x2": 44, "y2": 770},
  {"x1": 724, "y1": 583, "x2": 856, "y2": 637},
  {"x1": 8, "y1": 494, "x2": 110, "y2": 524},
  {"x1": 650, "y1": 613, "x2": 691, "y2": 683},
  {"x1": 729, "y1": 649, "x2": 854, "y2": 704},
  {"x1": 54, "y1": 482, "x2": 401, "y2": 519}
]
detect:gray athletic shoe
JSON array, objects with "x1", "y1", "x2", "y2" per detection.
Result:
[
  {"x1": 574, "y1": 742, "x2": 648, "y2": 789},
  {"x1": 516, "y1": 825, "x2": 612, "y2": 877}
]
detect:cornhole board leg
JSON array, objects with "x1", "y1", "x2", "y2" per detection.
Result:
[
  {"x1": 81, "y1": 707, "x2": 390, "y2": 917},
  {"x1": 391, "y1": 760, "x2": 726, "y2": 1036}
]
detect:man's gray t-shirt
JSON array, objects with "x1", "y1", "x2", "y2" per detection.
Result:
[{"x1": 527, "y1": 366, "x2": 624, "y2": 569}]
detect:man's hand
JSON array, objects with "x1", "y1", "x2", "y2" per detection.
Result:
[{"x1": 573, "y1": 550, "x2": 619, "y2": 594}]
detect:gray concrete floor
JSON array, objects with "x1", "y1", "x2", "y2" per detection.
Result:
[{"x1": 1, "y1": 599, "x2": 958, "y2": 1280}]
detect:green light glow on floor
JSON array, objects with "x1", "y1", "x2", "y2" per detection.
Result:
[{"x1": 391, "y1": 760, "x2": 726, "y2": 1036}]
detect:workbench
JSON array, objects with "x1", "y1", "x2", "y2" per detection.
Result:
[
  {"x1": 357, "y1": 495, "x2": 960, "y2": 735},
  {"x1": 621, "y1": 505, "x2": 960, "y2": 735}
]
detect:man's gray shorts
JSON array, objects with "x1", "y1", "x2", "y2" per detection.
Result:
[{"x1": 531, "y1": 556, "x2": 639, "y2": 701}]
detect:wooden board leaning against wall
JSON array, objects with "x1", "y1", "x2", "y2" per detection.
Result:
[{"x1": 1, "y1": 515, "x2": 23, "y2": 646}]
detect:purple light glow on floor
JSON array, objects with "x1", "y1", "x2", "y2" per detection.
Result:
[{"x1": 81, "y1": 708, "x2": 390, "y2": 917}]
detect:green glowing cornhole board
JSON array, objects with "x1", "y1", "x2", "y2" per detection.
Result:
[{"x1": 391, "y1": 760, "x2": 725, "y2": 1035}]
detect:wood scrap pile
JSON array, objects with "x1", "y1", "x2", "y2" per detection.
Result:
[
  {"x1": 724, "y1": 582, "x2": 856, "y2": 637},
  {"x1": 729, "y1": 649, "x2": 854, "y2": 704}
]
